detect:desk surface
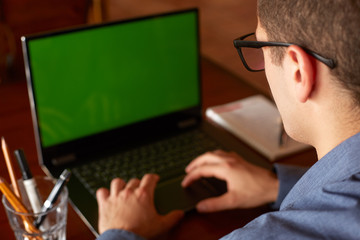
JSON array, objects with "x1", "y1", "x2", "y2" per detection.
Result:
[{"x1": 0, "y1": 57, "x2": 317, "y2": 240}]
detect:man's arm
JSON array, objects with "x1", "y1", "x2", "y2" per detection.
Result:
[
  {"x1": 271, "y1": 164, "x2": 309, "y2": 209},
  {"x1": 222, "y1": 172, "x2": 360, "y2": 239},
  {"x1": 97, "y1": 229, "x2": 145, "y2": 240}
]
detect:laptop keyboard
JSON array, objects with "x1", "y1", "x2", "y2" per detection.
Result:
[{"x1": 72, "y1": 129, "x2": 221, "y2": 196}]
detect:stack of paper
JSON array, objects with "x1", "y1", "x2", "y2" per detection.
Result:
[{"x1": 206, "y1": 95, "x2": 311, "y2": 161}]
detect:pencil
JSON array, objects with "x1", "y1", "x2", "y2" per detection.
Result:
[
  {"x1": 1, "y1": 137, "x2": 21, "y2": 198},
  {"x1": 0, "y1": 177, "x2": 42, "y2": 240},
  {"x1": 278, "y1": 119, "x2": 288, "y2": 147}
]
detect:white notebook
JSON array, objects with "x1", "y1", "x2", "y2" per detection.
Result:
[{"x1": 206, "y1": 95, "x2": 311, "y2": 161}]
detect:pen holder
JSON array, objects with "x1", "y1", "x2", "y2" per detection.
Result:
[{"x1": 2, "y1": 176, "x2": 68, "y2": 240}]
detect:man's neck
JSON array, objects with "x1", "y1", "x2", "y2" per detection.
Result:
[{"x1": 313, "y1": 103, "x2": 360, "y2": 159}]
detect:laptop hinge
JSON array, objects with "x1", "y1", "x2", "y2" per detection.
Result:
[
  {"x1": 177, "y1": 118, "x2": 198, "y2": 129},
  {"x1": 52, "y1": 153, "x2": 77, "y2": 166}
]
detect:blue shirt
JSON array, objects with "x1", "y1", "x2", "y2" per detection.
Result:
[{"x1": 97, "y1": 132, "x2": 360, "y2": 240}]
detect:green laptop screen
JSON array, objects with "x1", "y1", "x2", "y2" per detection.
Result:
[{"x1": 26, "y1": 11, "x2": 199, "y2": 148}]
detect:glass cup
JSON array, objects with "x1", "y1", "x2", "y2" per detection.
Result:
[{"x1": 2, "y1": 176, "x2": 68, "y2": 240}]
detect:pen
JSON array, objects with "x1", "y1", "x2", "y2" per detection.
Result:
[
  {"x1": 278, "y1": 119, "x2": 288, "y2": 147},
  {"x1": 34, "y1": 169, "x2": 71, "y2": 228},
  {"x1": 1, "y1": 137, "x2": 21, "y2": 198},
  {"x1": 0, "y1": 177, "x2": 42, "y2": 239},
  {"x1": 14, "y1": 149, "x2": 43, "y2": 214}
]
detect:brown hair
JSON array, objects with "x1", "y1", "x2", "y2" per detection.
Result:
[{"x1": 258, "y1": 0, "x2": 360, "y2": 104}]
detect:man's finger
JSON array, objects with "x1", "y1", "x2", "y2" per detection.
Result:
[
  {"x1": 182, "y1": 164, "x2": 227, "y2": 187},
  {"x1": 138, "y1": 174, "x2": 159, "y2": 199},
  {"x1": 110, "y1": 178, "x2": 126, "y2": 197},
  {"x1": 185, "y1": 151, "x2": 226, "y2": 173},
  {"x1": 126, "y1": 178, "x2": 141, "y2": 190},
  {"x1": 196, "y1": 194, "x2": 234, "y2": 213},
  {"x1": 96, "y1": 187, "x2": 110, "y2": 203}
]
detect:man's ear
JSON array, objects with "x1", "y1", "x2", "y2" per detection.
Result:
[{"x1": 286, "y1": 45, "x2": 316, "y2": 103}]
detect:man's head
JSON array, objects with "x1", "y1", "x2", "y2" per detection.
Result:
[
  {"x1": 257, "y1": 0, "x2": 360, "y2": 106},
  {"x1": 253, "y1": 0, "x2": 360, "y2": 153}
]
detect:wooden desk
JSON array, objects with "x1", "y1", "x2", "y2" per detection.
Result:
[{"x1": 0, "y1": 58, "x2": 317, "y2": 239}]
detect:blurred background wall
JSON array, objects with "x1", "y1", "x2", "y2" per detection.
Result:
[{"x1": 0, "y1": 0, "x2": 269, "y2": 95}]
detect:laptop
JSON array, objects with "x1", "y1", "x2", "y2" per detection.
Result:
[{"x1": 22, "y1": 8, "x2": 271, "y2": 236}]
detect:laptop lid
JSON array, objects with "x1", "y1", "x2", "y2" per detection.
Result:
[{"x1": 22, "y1": 9, "x2": 201, "y2": 172}]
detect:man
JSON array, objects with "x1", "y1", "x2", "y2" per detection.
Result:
[{"x1": 96, "y1": 0, "x2": 360, "y2": 239}]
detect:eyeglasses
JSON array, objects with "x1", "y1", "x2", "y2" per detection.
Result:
[{"x1": 233, "y1": 33, "x2": 336, "y2": 72}]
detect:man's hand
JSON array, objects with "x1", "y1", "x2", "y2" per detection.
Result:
[
  {"x1": 96, "y1": 174, "x2": 184, "y2": 239},
  {"x1": 181, "y1": 150, "x2": 279, "y2": 212}
]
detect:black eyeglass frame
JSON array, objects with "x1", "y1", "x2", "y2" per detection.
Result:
[{"x1": 233, "y1": 33, "x2": 336, "y2": 72}]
